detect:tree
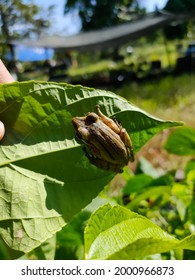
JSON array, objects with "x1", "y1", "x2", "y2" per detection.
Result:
[
  {"x1": 0, "y1": 0, "x2": 54, "y2": 77},
  {"x1": 163, "y1": 0, "x2": 195, "y2": 40},
  {"x1": 164, "y1": 0, "x2": 195, "y2": 12},
  {"x1": 64, "y1": 0, "x2": 145, "y2": 31}
]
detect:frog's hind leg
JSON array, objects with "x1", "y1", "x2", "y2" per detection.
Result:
[
  {"x1": 96, "y1": 105, "x2": 120, "y2": 134},
  {"x1": 119, "y1": 128, "x2": 134, "y2": 162}
]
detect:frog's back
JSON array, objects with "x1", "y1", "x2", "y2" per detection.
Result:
[{"x1": 88, "y1": 122, "x2": 129, "y2": 165}]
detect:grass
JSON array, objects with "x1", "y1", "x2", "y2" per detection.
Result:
[
  {"x1": 67, "y1": 37, "x2": 184, "y2": 79},
  {"x1": 123, "y1": 39, "x2": 178, "y2": 68},
  {"x1": 114, "y1": 73, "x2": 195, "y2": 127},
  {"x1": 67, "y1": 60, "x2": 114, "y2": 77}
]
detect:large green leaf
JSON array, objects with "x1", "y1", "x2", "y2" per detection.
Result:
[
  {"x1": 0, "y1": 81, "x2": 182, "y2": 253},
  {"x1": 84, "y1": 204, "x2": 195, "y2": 260}
]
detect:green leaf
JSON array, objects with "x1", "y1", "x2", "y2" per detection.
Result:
[
  {"x1": 31, "y1": 235, "x2": 56, "y2": 260},
  {"x1": 126, "y1": 186, "x2": 171, "y2": 210},
  {"x1": 185, "y1": 159, "x2": 195, "y2": 174},
  {"x1": 123, "y1": 172, "x2": 174, "y2": 211},
  {"x1": 164, "y1": 126, "x2": 195, "y2": 155},
  {"x1": 55, "y1": 211, "x2": 90, "y2": 260},
  {"x1": 57, "y1": 211, "x2": 90, "y2": 248},
  {"x1": 0, "y1": 81, "x2": 182, "y2": 253},
  {"x1": 84, "y1": 204, "x2": 195, "y2": 260},
  {"x1": 0, "y1": 238, "x2": 12, "y2": 260},
  {"x1": 123, "y1": 173, "x2": 173, "y2": 195},
  {"x1": 0, "y1": 237, "x2": 24, "y2": 259},
  {"x1": 172, "y1": 182, "x2": 192, "y2": 222},
  {"x1": 123, "y1": 174, "x2": 153, "y2": 195}
]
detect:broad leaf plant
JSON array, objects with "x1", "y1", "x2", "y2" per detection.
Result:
[{"x1": 0, "y1": 81, "x2": 194, "y2": 259}]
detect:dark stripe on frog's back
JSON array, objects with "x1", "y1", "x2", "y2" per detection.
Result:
[{"x1": 88, "y1": 122, "x2": 128, "y2": 165}]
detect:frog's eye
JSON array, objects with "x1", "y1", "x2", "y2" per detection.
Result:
[{"x1": 85, "y1": 113, "x2": 99, "y2": 125}]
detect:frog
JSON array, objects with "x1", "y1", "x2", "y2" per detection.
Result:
[{"x1": 72, "y1": 105, "x2": 134, "y2": 173}]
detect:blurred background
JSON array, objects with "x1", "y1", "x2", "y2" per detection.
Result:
[
  {"x1": 0, "y1": 0, "x2": 195, "y2": 169},
  {"x1": 1, "y1": 0, "x2": 195, "y2": 260}
]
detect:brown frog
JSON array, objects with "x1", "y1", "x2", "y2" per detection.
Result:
[{"x1": 72, "y1": 105, "x2": 134, "y2": 173}]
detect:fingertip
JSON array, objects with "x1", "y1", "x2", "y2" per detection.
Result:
[
  {"x1": 0, "y1": 59, "x2": 15, "y2": 83},
  {"x1": 0, "y1": 121, "x2": 5, "y2": 141}
]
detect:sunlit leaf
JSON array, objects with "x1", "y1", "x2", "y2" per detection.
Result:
[
  {"x1": 0, "y1": 81, "x2": 182, "y2": 253},
  {"x1": 85, "y1": 204, "x2": 195, "y2": 260},
  {"x1": 164, "y1": 126, "x2": 195, "y2": 155}
]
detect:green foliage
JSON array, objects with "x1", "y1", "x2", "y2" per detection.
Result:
[
  {"x1": 0, "y1": 0, "x2": 53, "y2": 40},
  {"x1": 84, "y1": 204, "x2": 195, "y2": 260},
  {"x1": 53, "y1": 127, "x2": 195, "y2": 260},
  {"x1": 165, "y1": 0, "x2": 195, "y2": 12},
  {"x1": 55, "y1": 211, "x2": 90, "y2": 260},
  {"x1": 163, "y1": 0, "x2": 195, "y2": 40},
  {"x1": 164, "y1": 126, "x2": 195, "y2": 156},
  {"x1": 64, "y1": 0, "x2": 145, "y2": 31},
  {"x1": 163, "y1": 24, "x2": 188, "y2": 40},
  {"x1": 30, "y1": 235, "x2": 56, "y2": 260},
  {"x1": 0, "y1": 81, "x2": 181, "y2": 257},
  {"x1": 114, "y1": 74, "x2": 195, "y2": 128}
]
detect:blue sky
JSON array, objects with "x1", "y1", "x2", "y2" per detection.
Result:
[
  {"x1": 139, "y1": 0, "x2": 168, "y2": 11},
  {"x1": 33, "y1": 0, "x2": 168, "y2": 35}
]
